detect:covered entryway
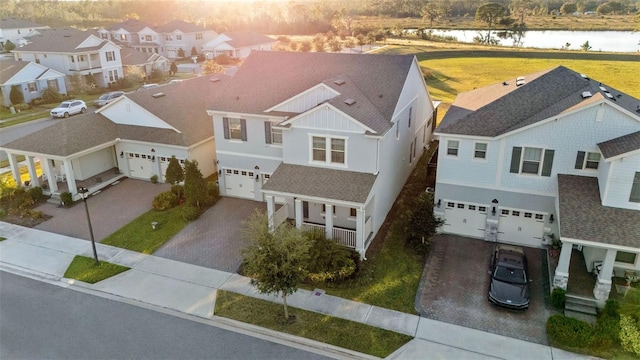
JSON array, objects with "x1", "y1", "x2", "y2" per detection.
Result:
[
  {"x1": 497, "y1": 207, "x2": 545, "y2": 246},
  {"x1": 223, "y1": 168, "x2": 255, "y2": 199},
  {"x1": 127, "y1": 152, "x2": 153, "y2": 180},
  {"x1": 443, "y1": 201, "x2": 487, "y2": 239}
]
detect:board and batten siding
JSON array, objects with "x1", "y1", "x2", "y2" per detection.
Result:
[
  {"x1": 292, "y1": 105, "x2": 367, "y2": 133},
  {"x1": 602, "y1": 152, "x2": 640, "y2": 210},
  {"x1": 270, "y1": 85, "x2": 338, "y2": 113}
]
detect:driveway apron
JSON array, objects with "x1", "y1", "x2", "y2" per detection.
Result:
[{"x1": 154, "y1": 197, "x2": 265, "y2": 273}]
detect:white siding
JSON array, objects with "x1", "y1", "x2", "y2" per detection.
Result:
[
  {"x1": 292, "y1": 105, "x2": 366, "y2": 133},
  {"x1": 189, "y1": 138, "x2": 217, "y2": 178},
  {"x1": 101, "y1": 99, "x2": 175, "y2": 129},
  {"x1": 73, "y1": 148, "x2": 116, "y2": 180},
  {"x1": 601, "y1": 152, "x2": 640, "y2": 210},
  {"x1": 436, "y1": 136, "x2": 500, "y2": 187},
  {"x1": 272, "y1": 85, "x2": 338, "y2": 113}
]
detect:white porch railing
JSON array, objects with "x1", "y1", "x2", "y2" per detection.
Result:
[
  {"x1": 272, "y1": 203, "x2": 289, "y2": 228},
  {"x1": 301, "y1": 222, "x2": 356, "y2": 249}
]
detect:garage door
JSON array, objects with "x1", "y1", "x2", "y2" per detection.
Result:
[
  {"x1": 497, "y1": 208, "x2": 545, "y2": 247},
  {"x1": 443, "y1": 201, "x2": 487, "y2": 239},
  {"x1": 127, "y1": 153, "x2": 153, "y2": 180},
  {"x1": 158, "y1": 156, "x2": 184, "y2": 183},
  {"x1": 224, "y1": 169, "x2": 255, "y2": 199}
]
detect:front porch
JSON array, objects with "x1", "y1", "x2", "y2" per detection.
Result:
[{"x1": 42, "y1": 167, "x2": 126, "y2": 200}]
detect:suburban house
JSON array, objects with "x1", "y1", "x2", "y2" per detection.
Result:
[
  {"x1": 433, "y1": 66, "x2": 640, "y2": 303},
  {"x1": 0, "y1": 60, "x2": 67, "y2": 107},
  {"x1": 119, "y1": 47, "x2": 169, "y2": 79},
  {"x1": 154, "y1": 20, "x2": 217, "y2": 59},
  {"x1": 201, "y1": 32, "x2": 276, "y2": 59},
  {"x1": 0, "y1": 75, "x2": 226, "y2": 201},
  {"x1": 0, "y1": 18, "x2": 48, "y2": 49},
  {"x1": 12, "y1": 28, "x2": 124, "y2": 89},
  {"x1": 207, "y1": 51, "x2": 436, "y2": 258},
  {"x1": 98, "y1": 19, "x2": 162, "y2": 55}
]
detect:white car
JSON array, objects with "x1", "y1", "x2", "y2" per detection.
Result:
[{"x1": 50, "y1": 100, "x2": 87, "y2": 118}]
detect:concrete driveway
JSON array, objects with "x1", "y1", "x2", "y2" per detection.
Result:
[
  {"x1": 153, "y1": 197, "x2": 266, "y2": 273},
  {"x1": 417, "y1": 234, "x2": 553, "y2": 345}
]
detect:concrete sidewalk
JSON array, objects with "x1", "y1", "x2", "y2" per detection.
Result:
[{"x1": 0, "y1": 222, "x2": 596, "y2": 360}]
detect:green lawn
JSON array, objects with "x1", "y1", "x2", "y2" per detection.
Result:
[
  {"x1": 63, "y1": 255, "x2": 129, "y2": 283},
  {"x1": 215, "y1": 290, "x2": 413, "y2": 358},
  {"x1": 101, "y1": 205, "x2": 188, "y2": 254}
]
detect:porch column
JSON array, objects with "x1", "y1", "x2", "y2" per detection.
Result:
[
  {"x1": 63, "y1": 160, "x2": 77, "y2": 194},
  {"x1": 553, "y1": 241, "x2": 573, "y2": 290},
  {"x1": 325, "y1": 204, "x2": 333, "y2": 239},
  {"x1": 42, "y1": 158, "x2": 58, "y2": 192},
  {"x1": 7, "y1": 153, "x2": 22, "y2": 186},
  {"x1": 294, "y1": 199, "x2": 303, "y2": 228},
  {"x1": 355, "y1": 208, "x2": 365, "y2": 259},
  {"x1": 26, "y1": 156, "x2": 39, "y2": 187},
  {"x1": 266, "y1": 195, "x2": 275, "y2": 231},
  {"x1": 594, "y1": 248, "x2": 616, "y2": 300}
]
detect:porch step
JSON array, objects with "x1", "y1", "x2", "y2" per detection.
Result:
[
  {"x1": 565, "y1": 295, "x2": 598, "y2": 316},
  {"x1": 47, "y1": 193, "x2": 62, "y2": 205},
  {"x1": 566, "y1": 295, "x2": 598, "y2": 308}
]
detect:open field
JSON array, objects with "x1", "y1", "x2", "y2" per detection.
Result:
[{"x1": 373, "y1": 41, "x2": 640, "y2": 123}]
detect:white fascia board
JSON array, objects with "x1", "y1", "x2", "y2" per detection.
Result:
[
  {"x1": 187, "y1": 136, "x2": 215, "y2": 151},
  {"x1": 266, "y1": 83, "x2": 339, "y2": 113},
  {"x1": 261, "y1": 189, "x2": 366, "y2": 208},
  {"x1": 432, "y1": 131, "x2": 494, "y2": 141},
  {"x1": 118, "y1": 138, "x2": 186, "y2": 151},
  {"x1": 207, "y1": 110, "x2": 286, "y2": 120},
  {"x1": 560, "y1": 237, "x2": 640, "y2": 253},
  {"x1": 215, "y1": 150, "x2": 282, "y2": 162}
]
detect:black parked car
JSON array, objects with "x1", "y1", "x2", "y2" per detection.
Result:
[{"x1": 488, "y1": 244, "x2": 530, "y2": 310}]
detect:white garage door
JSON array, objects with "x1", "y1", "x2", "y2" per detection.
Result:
[
  {"x1": 127, "y1": 153, "x2": 153, "y2": 180},
  {"x1": 497, "y1": 208, "x2": 545, "y2": 247},
  {"x1": 224, "y1": 169, "x2": 255, "y2": 199},
  {"x1": 158, "y1": 157, "x2": 184, "y2": 183},
  {"x1": 443, "y1": 201, "x2": 487, "y2": 239}
]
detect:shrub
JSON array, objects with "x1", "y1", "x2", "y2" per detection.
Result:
[
  {"x1": 207, "y1": 181, "x2": 220, "y2": 199},
  {"x1": 41, "y1": 88, "x2": 63, "y2": 104},
  {"x1": 28, "y1": 187, "x2": 44, "y2": 202},
  {"x1": 150, "y1": 174, "x2": 158, "y2": 184},
  {"x1": 620, "y1": 315, "x2": 640, "y2": 356},
  {"x1": 277, "y1": 35, "x2": 291, "y2": 42},
  {"x1": 14, "y1": 103, "x2": 30, "y2": 111},
  {"x1": 304, "y1": 229, "x2": 359, "y2": 283},
  {"x1": 149, "y1": 68, "x2": 164, "y2": 82},
  {"x1": 60, "y1": 191, "x2": 73, "y2": 207},
  {"x1": 152, "y1": 191, "x2": 178, "y2": 211},
  {"x1": 590, "y1": 315, "x2": 619, "y2": 352},
  {"x1": 551, "y1": 287, "x2": 566, "y2": 309},
  {"x1": 547, "y1": 314, "x2": 593, "y2": 348},
  {"x1": 171, "y1": 184, "x2": 184, "y2": 197},
  {"x1": 214, "y1": 54, "x2": 230, "y2": 65},
  {"x1": 181, "y1": 205, "x2": 200, "y2": 221},
  {"x1": 10, "y1": 85, "x2": 24, "y2": 105}
]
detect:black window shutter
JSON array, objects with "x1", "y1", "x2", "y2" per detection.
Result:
[
  {"x1": 542, "y1": 149, "x2": 555, "y2": 177},
  {"x1": 222, "y1": 117, "x2": 230, "y2": 139},
  {"x1": 264, "y1": 121, "x2": 272, "y2": 144},
  {"x1": 510, "y1": 147, "x2": 522, "y2": 173},
  {"x1": 574, "y1": 151, "x2": 585, "y2": 169},
  {"x1": 240, "y1": 119, "x2": 247, "y2": 141}
]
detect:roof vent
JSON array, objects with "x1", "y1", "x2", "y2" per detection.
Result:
[
  {"x1": 604, "y1": 92, "x2": 614, "y2": 99},
  {"x1": 502, "y1": 81, "x2": 508, "y2": 86},
  {"x1": 580, "y1": 73, "x2": 589, "y2": 80},
  {"x1": 344, "y1": 98, "x2": 356, "y2": 106},
  {"x1": 516, "y1": 76, "x2": 525, "y2": 81},
  {"x1": 210, "y1": 77, "x2": 220, "y2": 83},
  {"x1": 599, "y1": 86, "x2": 607, "y2": 92},
  {"x1": 151, "y1": 92, "x2": 165, "y2": 98},
  {"x1": 516, "y1": 79, "x2": 525, "y2": 86},
  {"x1": 581, "y1": 91, "x2": 592, "y2": 98},
  {"x1": 333, "y1": 79, "x2": 346, "y2": 86}
]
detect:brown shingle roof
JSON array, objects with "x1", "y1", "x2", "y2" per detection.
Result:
[
  {"x1": 557, "y1": 174, "x2": 640, "y2": 248},
  {"x1": 262, "y1": 164, "x2": 377, "y2": 203},
  {"x1": 106, "y1": 19, "x2": 153, "y2": 33},
  {"x1": 155, "y1": 20, "x2": 206, "y2": 33},
  {"x1": 222, "y1": 32, "x2": 276, "y2": 48},
  {"x1": 0, "y1": 60, "x2": 32, "y2": 84},
  {"x1": 598, "y1": 131, "x2": 640, "y2": 159},
  {"x1": 17, "y1": 28, "x2": 107, "y2": 53},
  {"x1": 0, "y1": 18, "x2": 46, "y2": 30}
]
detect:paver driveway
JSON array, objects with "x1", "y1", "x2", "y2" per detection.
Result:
[
  {"x1": 417, "y1": 234, "x2": 553, "y2": 345},
  {"x1": 154, "y1": 197, "x2": 266, "y2": 273}
]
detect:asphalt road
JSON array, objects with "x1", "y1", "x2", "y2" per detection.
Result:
[{"x1": 0, "y1": 272, "x2": 330, "y2": 360}]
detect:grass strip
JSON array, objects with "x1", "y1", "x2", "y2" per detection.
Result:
[
  {"x1": 64, "y1": 255, "x2": 129, "y2": 284},
  {"x1": 101, "y1": 205, "x2": 188, "y2": 254},
  {"x1": 0, "y1": 237, "x2": 6, "y2": 241},
  {"x1": 214, "y1": 290, "x2": 412, "y2": 358}
]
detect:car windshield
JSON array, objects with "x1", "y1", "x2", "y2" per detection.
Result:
[
  {"x1": 493, "y1": 265, "x2": 526, "y2": 284},
  {"x1": 59, "y1": 103, "x2": 70, "y2": 108},
  {"x1": 98, "y1": 94, "x2": 109, "y2": 100}
]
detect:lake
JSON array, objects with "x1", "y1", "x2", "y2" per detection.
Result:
[{"x1": 419, "y1": 29, "x2": 639, "y2": 53}]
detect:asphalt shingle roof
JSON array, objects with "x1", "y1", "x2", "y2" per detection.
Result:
[
  {"x1": 438, "y1": 66, "x2": 640, "y2": 137},
  {"x1": 17, "y1": 28, "x2": 107, "y2": 53},
  {"x1": 261, "y1": 164, "x2": 377, "y2": 203},
  {"x1": 155, "y1": 20, "x2": 206, "y2": 33},
  {"x1": 119, "y1": 47, "x2": 163, "y2": 66},
  {"x1": 209, "y1": 51, "x2": 414, "y2": 135},
  {"x1": 0, "y1": 60, "x2": 31, "y2": 84},
  {"x1": 597, "y1": 131, "x2": 640, "y2": 159},
  {"x1": 557, "y1": 174, "x2": 640, "y2": 248},
  {"x1": 222, "y1": 32, "x2": 276, "y2": 48},
  {"x1": 0, "y1": 18, "x2": 46, "y2": 30},
  {"x1": 106, "y1": 19, "x2": 153, "y2": 33}
]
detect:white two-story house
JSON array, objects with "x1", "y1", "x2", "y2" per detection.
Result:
[
  {"x1": 155, "y1": 20, "x2": 216, "y2": 59},
  {"x1": 201, "y1": 32, "x2": 276, "y2": 59},
  {"x1": 208, "y1": 51, "x2": 436, "y2": 258},
  {"x1": 0, "y1": 17, "x2": 48, "y2": 48},
  {"x1": 434, "y1": 66, "x2": 640, "y2": 303},
  {"x1": 98, "y1": 19, "x2": 162, "y2": 55},
  {"x1": 12, "y1": 28, "x2": 123, "y2": 88}
]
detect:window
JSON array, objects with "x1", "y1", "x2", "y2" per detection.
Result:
[
  {"x1": 176, "y1": 35, "x2": 182, "y2": 40},
  {"x1": 474, "y1": 143, "x2": 487, "y2": 159},
  {"x1": 106, "y1": 51, "x2": 116, "y2": 62},
  {"x1": 311, "y1": 136, "x2": 346, "y2": 165},
  {"x1": 575, "y1": 151, "x2": 601, "y2": 170},
  {"x1": 196, "y1": 33, "x2": 203, "y2": 40},
  {"x1": 512, "y1": 211, "x2": 520, "y2": 216},
  {"x1": 165, "y1": 35, "x2": 172, "y2": 41},
  {"x1": 510, "y1": 146, "x2": 554, "y2": 176},
  {"x1": 120, "y1": 34, "x2": 127, "y2": 41},
  {"x1": 77, "y1": 55, "x2": 86, "y2": 62},
  {"x1": 350, "y1": 208, "x2": 357, "y2": 217},
  {"x1": 27, "y1": 82, "x2": 37, "y2": 92},
  {"x1": 321, "y1": 204, "x2": 336, "y2": 214},
  {"x1": 35, "y1": 54, "x2": 40, "y2": 64},
  {"x1": 478, "y1": 206, "x2": 487, "y2": 212},
  {"x1": 47, "y1": 79, "x2": 59, "y2": 91},
  {"x1": 101, "y1": 33, "x2": 108, "y2": 39},
  {"x1": 107, "y1": 69, "x2": 119, "y2": 83},
  {"x1": 223, "y1": 117, "x2": 247, "y2": 141},
  {"x1": 447, "y1": 140, "x2": 459, "y2": 156},
  {"x1": 535, "y1": 214, "x2": 544, "y2": 220},
  {"x1": 447, "y1": 202, "x2": 454, "y2": 207},
  {"x1": 457, "y1": 203, "x2": 464, "y2": 209},
  {"x1": 70, "y1": 55, "x2": 75, "y2": 63},
  {"x1": 408, "y1": 107, "x2": 412, "y2": 128},
  {"x1": 396, "y1": 120, "x2": 400, "y2": 139},
  {"x1": 616, "y1": 251, "x2": 637, "y2": 264},
  {"x1": 501, "y1": 209, "x2": 509, "y2": 215},
  {"x1": 469, "y1": 205, "x2": 476, "y2": 210},
  {"x1": 630, "y1": 172, "x2": 640, "y2": 203},
  {"x1": 264, "y1": 122, "x2": 282, "y2": 145},
  {"x1": 409, "y1": 139, "x2": 417, "y2": 163},
  {"x1": 145, "y1": 35, "x2": 152, "y2": 41}
]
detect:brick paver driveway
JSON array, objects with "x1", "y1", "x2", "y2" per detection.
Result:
[
  {"x1": 154, "y1": 197, "x2": 266, "y2": 273},
  {"x1": 417, "y1": 234, "x2": 553, "y2": 345}
]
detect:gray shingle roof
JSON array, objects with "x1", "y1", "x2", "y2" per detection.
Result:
[
  {"x1": 598, "y1": 131, "x2": 640, "y2": 159},
  {"x1": 120, "y1": 47, "x2": 164, "y2": 65},
  {"x1": 0, "y1": 60, "x2": 31, "y2": 84},
  {"x1": 557, "y1": 174, "x2": 640, "y2": 248},
  {"x1": 222, "y1": 32, "x2": 276, "y2": 48},
  {"x1": 438, "y1": 66, "x2": 640, "y2": 137},
  {"x1": 262, "y1": 164, "x2": 377, "y2": 204},
  {"x1": 155, "y1": 20, "x2": 206, "y2": 33},
  {"x1": 106, "y1": 19, "x2": 153, "y2": 33},
  {"x1": 209, "y1": 51, "x2": 413, "y2": 135},
  {"x1": 0, "y1": 18, "x2": 46, "y2": 30},
  {"x1": 17, "y1": 28, "x2": 107, "y2": 53}
]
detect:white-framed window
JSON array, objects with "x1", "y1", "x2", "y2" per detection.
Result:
[
  {"x1": 78, "y1": 55, "x2": 86, "y2": 62},
  {"x1": 474, "y1": 142, "x2": 487, "y2": 159},
  {"x1": 310, "y1": 135, "x2": 346, "y2": 165},
  {"x1": 120, "y1": 34, "x2": 127, "y2": 41},
  {"x1": 165, "y1": 35, "x2": 172, "y2": 41},
  {"x1": 223, "y1": 117, "x2": 247, "y2": 141},
  {"x1": 350, "y1": 208, "x2": 357, "y2": 217},
  {"x1": 27, "y1": 82, "x2": 37, "y2": 92},
  {"x1": 396, "y1": 120, "x2": 400, "y2": 139},
  {"x1": 145, "y1": 35, "x2": 152, "y2": 41},
  {"x1": 47, "y1": 79, "x2": 59, "y2": 91},
  {"x1": 264, "y1": 122, "x2": 282, "y2": 145},
  {"x1": 630, "y1": 172, "x2": 640, "y2": 203},
  {"x1": 105, "y1": 51, "x2": 116, "y2": 62},
  {"x1": 196, "y1": 33, "x2": 203, "y2": 40},
  {"x1": 409, "y1": 137, "x2": 417, "y2": 163},
  {"x1": 522, "y1": 147, "x2": 542, "y2": 174},
  {"x1": 321, "y1": 204, "x2": 336, "y2": 214},
  {"x1": 408, "y1": 107, "x2": 412, "y2": 128},
  {"x1": 616, "y1": 251, "x2": 637, "y2": 265},
  {"x1": 35, "y1": 54, "x2": 40, "y2": 64},
  {"x1": 575, "y1": 151, "x2": 601, "y2": 170},
  {"x1": 176, "y1": 35, "x2": 182, "y2": 40},
  {"x1": 510, "y1": 146, "x2": 554, "y2": 177},
  {"x1": 107, "y1": 69, "x2": 119, "y2": 83},
  {"x1": 446, "y1": 140, "x2": 459, "y2": 156}
]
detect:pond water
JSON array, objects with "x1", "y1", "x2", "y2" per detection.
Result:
[{"x1": 420, "y1": 29, "x2": 639, "y2": 53}]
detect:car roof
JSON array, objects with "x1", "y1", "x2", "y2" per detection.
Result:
[{"x1": 495, "y1": 245, "x2": 526, "y2": 268}]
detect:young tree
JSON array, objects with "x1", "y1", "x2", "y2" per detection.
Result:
[
  {"x1": 328, "y1": 38, "x2": 343, "y2": 52},
  {"x1": 190, "y1": 46, "x2": 198, "y2": 56},
  {"x1": 202, "y1": 60, "x2": 224, "y2": 75},
  {"x1": 580, "y1": 40, "x2": 592, "y2": 51},
  {"x1": 405, "y1": 192, "x2": 445, "y2": 254},
  {"x1": 356, "y1": 33, "x2": 366, "y2": 51},
  {"x1": 3, "y1": 39, "x2": 16, "y2": 51},
  {"x1": 9, "y1": 85, "x2": 24, "y2": 105},
  {"x1": 344, "y1": 38, "x2": 355, "y2": 52},
  {"x1": 164, "y1": 156, "x2": 184, "y2": 185},
  {"x1": 170, "y1": 61, "x2": 178, "y2": 76},
  {"x1": 183, "y1": 160, "x2": 209, "y2": 208},
  {"x1": 299, "y1": 40, "x2": 312, "y2": 52},
  {"x1": 421, "y1": 2, "x2": 442, "y2": 27},
  {"x1": 242, "y1": 210, "x2": 311, "y2": 320},
  {"x1": 177, "y1": 48, "x2": 186, "y2": 58},
  {"x1": 475, "y1": 3, "x2": 508, "y2": 44}
]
